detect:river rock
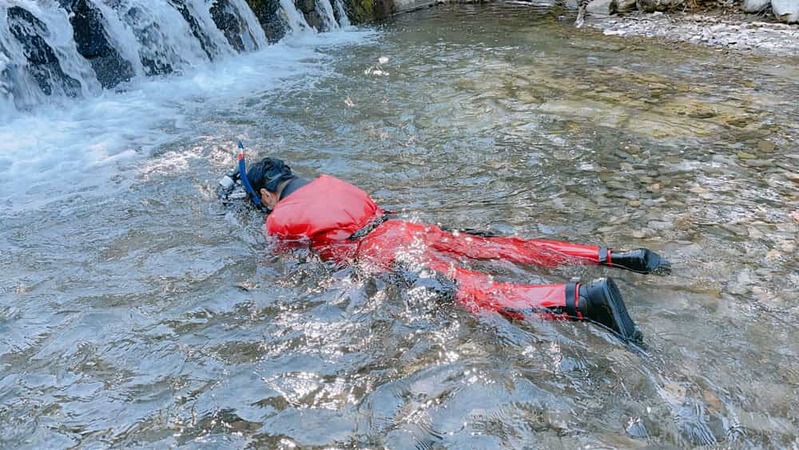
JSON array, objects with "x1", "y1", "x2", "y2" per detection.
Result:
[
  {"x1": 586, "y1": 0, "x2": 616, "y2": 17},
  {"x1": 617, "y1": 0, "x2": 638, "y2": 12},
  {"x1": 245, "y1": 0, "x2": 285, "y2": 43},
  {"x1": 773, "y1": 0, "x2": 799, "y2": 22},
  {"x1": 636, "y1": 0, "x2": 683, "y2": 12},
  {"x1": 743, "y1": 0, "x2": 772, "y2": 11}
]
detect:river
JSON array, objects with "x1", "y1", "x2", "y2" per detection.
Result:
[{"x1": 1, "y1": 3, "x2": 798, "y2": 448}]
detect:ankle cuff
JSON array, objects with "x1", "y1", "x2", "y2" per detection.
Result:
[{"x1": 565, "y1": 282, "x2": 581, "y2": 319}]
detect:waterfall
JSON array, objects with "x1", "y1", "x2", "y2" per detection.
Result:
[
  {"x1": 317, "y1": 0, "x2": 340, "y2": 30},
  {"x1": 228, "y1": 0, "x2": 270, "y2": 50},
  {"x1": 0, "y1": 0, "x2": 353, "y2": 117},
  {"x1": 335, "y1": 0, "x2": 352, "y2": 27},
  {"x1": 279, "y1": 0, "x2": 313, "y2": 33},
  {"x1": 0, "y1": 1, "x2": 101, "y2": 111},
  {"x1": 85, "y1": 0, "x2": 145, "y2": 80}
]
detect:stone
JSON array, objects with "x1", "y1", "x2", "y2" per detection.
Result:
[
  {"x1": 772, "y1": 0, "x2": 799, "y2": 23},
  {"x1": 616, "y1": 0, "x2": 637, "y2": 12},
  {"x1": 757, "y1": 140, "x2": 776, "y2": 153},
  {"x1": 587, "y1": 0, "x2": 617, "y2": 17},
  {"x1": 743, "y1": 0, "x2": 771, "y2": 11},
  {"x1": 737, "y1": 151, "x2": 756, "y2": 160},
  {"x1": 636, "y1": 0, "x2": 684, "y2": 12},
  {"x1": 647, "y1": 220, "x2": 673, "y2": 230}
]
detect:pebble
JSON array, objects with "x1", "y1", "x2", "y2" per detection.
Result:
[
  {"x1": 589, "y1": 12, "x2": 799, "y2": 58},
  {"x1": 648, "y1": 220, "x2": 674, "y2": 230}
]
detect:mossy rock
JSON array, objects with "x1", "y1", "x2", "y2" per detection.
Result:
[{"x1": 346, "y1": 0, "x2": 375, "y2": 23}]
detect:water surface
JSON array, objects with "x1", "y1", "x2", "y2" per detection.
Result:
[{"x1": 1, "y1": 4, "x2": 798, "y2": 448}]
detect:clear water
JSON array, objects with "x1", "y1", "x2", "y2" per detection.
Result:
[{"x1": 1, "y1": 4, "x2": 798, "y2": 448}]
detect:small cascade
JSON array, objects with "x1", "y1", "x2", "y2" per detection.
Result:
[
  {"x1": 228, "y1": 0, "x2": 270, "y2": 50},
  {"x1": 0, "y1": 0, "x2": 353, "y2": 117},
  {"x1": 0, "y1": 50, "x2": 15, "y2": 122},
  {"x1": 169, "y1": 0, "x2": 236, "y2": 60},
  {"x1": 0, "y1": 1, "x2": 100, "y2": 111},
  {"x1": 85, "y1": 0, "x2": 145, "y2": 82},
  {"x1": 117, "y1": 0, "x2": 211, "y2": 76},
  {"x1": 317, "y1": 0, "x2": 340, "y2": 30},
  {"x1": 279, "y1": 0, "x2": 314, "y2": 33},
  {"x1": 335, "y1": 0, "x2": 352, "y2": 27}
]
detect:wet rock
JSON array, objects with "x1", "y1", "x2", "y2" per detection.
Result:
[
  {"x1": 736, "y1": 151, "x2": 756, "y2": 160},
  {"x1": 211, "y1": 0, "x2": 246, "y2": 52},
  {"x1": 757, "y1": 140, "x2": 776, "y2": 153},
  {"x1": 60, "y1": 0, "x2": 135, "y2": 88},
  {"x1": 246, "y1": 0, "x2": 286, "y2": 43},
  {"x1": 592, "y1": 12, "x2": 799, "y2": 57},
  {"x1": 7, "y1": 6, "x2": 83, "y2": 97},
  {"x1": 772, "y1": 0, "x2": 799, "y2": 23},
  {"x1": 743, "y1": 158, "x2": 774, "y2": 167},
  {"x1": 586, "y1": 0, "x2": 617, "y2": 17},
  {"x1": 630, "y1": 229, "x2": 649, "y2": 238},
  {"x1": 625, "y1": 417, "x2": 649, "y2": 439},
  {"x1": 647, "y1": 220, "x2": 673, "y2": 230},
  {"x1": 172, "y1": 0, "x2": 227, "y2": 59},
  {"x1": 622, "y1": 190, "x2": 641, "y2": 200},
  {"x1": 744, "y1": 0, "x2": 771, "y2": 12},
  {"x1": 636, "y1": 0, "x2": 683, "y2": 12}
]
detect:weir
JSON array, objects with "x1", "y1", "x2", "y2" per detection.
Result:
[{"x1": 0, "y1": 0, "x2": 348, "y2": 117}]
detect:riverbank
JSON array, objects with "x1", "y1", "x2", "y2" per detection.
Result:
[{"x1": 586, "y1": 10, "x2": 799, "y2": 57}]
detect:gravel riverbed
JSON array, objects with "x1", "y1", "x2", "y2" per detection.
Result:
[{"x1": 588, "y1": 11, "x2": 799, "y2": 57}]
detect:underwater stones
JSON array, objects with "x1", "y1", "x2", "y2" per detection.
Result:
[{"x1": 757, "y1": 140, "x2": 776, "y2": 153}]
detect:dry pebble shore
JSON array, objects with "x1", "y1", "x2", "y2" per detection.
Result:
[{"x1": 589, "y1": 11, "x2": 799, "y2": 57}]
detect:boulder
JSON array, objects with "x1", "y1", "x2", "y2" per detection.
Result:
[
  {"x1": 636, "y1": 0, "x2": 684, "y2": 12},
  {"x1": 61, "y1": 0, "x2": 134, "y2": 88},
  {"x1": 244, "y1": 0, "x2": 286, "y2": 43},
  {"x1": 743, "y1": 0, "x2": 771, "y2": 12},
  {"x1": 584, "y1": 0, "x2": 637, "y2": 16},
  {"x1": 7, "y1": 6, "x2": 82, "y2": 96},
  {"x1": 617, "y1": 0, "x2": 637, "y2": 12},
  {"x1": 210, "y1": 0, "x2": 245, "y2": 52},
  {"x1": 587, "y1": 0, "x2": 616, "y2": 16},
  {"x1": 772, "y1": 0, "x2": 799, "y2": 22}
]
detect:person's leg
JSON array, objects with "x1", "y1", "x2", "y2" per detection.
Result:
[
  {"x1": 422, "y1": 254, "x2": 643, "y2": 342},
  {"x1": 426, "y1": 226, "x2": 671, "y2": 275},
  {"x1": 355, "y1": 220, "x2": 642, "y2": 341}
]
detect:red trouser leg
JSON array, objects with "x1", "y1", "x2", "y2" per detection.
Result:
[
  {"x1": 425, "y1": 225, "x2": 607, "y2": 267},
  {"x1": 422, "y1": 252, "x2": 573, "y2": 321},
  {"x1": 355, "y1": 221, "x2": 575, "y2": 321}
]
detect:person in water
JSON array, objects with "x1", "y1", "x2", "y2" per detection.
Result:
[{"x1": 230, "y1": 154, "x2": 671, "y2": 343}]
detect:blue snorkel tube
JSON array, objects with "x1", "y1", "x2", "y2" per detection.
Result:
[{"x1": 236, "y1": 141, "x2": 263, "y2": 208}]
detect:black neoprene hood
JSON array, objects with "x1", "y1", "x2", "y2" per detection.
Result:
[{"x1": 246, "y1": 157, "x2": 294, "y2": 193}]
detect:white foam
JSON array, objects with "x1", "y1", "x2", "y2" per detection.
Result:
[{"x1": 0, "y1": 29, "x2": 377, "y2": 214}]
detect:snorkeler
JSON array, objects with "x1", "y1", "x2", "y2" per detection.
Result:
[{"x1": 220, "y1": 152, "x2": 671, "y2": 343}]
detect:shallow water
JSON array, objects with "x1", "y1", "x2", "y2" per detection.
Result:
[{"x1": 1, "y1": 3, "x2": 798, "y2": 448}]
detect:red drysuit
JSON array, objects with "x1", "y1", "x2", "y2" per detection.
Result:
[{"x1": 266, "y1": 175, "x2": 613, "y2": 319}]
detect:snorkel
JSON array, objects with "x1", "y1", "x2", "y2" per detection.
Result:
[
  {"x1": 217, "y1": 141, "x2": 266, "y2": 211},
  {"x1": 236, "y1": 141, "x2": 262, "y2": 208}
]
